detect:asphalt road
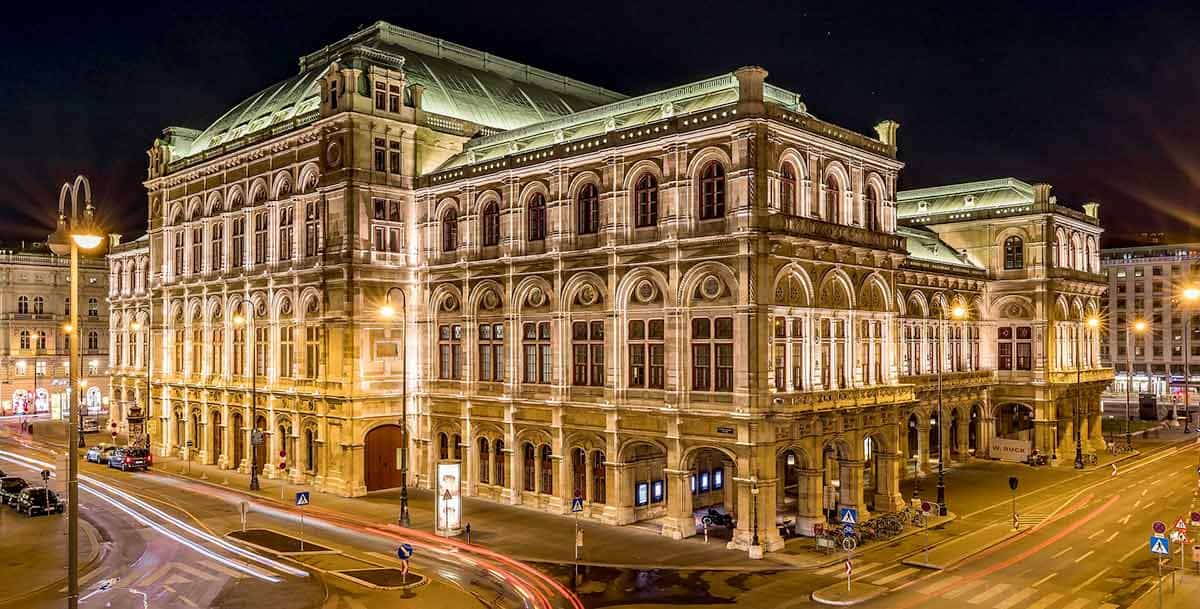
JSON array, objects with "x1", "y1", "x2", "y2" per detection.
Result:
[{"x1": 0, "y1": 429, "x2": 579, "y2": 609}]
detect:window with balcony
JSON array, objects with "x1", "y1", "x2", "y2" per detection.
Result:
[{"x1": 32, "y1": 296, "x2": 43, "y2": 315}]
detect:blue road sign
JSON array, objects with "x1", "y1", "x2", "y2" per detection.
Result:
[
  {"x1": 839, "y1": 507, "x2": 859, "y2": 525},
  {"x1": 1149, "y1": 535, "x2": 1170, "y2": 556},
  {"x1": 843, "y1": 523, "x2": 855, "y2": 536},
  {"x1": 295, "y1": 491, "x2": 310, "y2": 506},
  {"x1": 571, "y1": 496, "x2": 585, "y2": 513},
  {"x1": 396, "y1": 543, "x2": 414, "y2": 560}
]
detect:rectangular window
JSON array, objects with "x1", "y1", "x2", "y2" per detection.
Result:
[
  {"x1": 690, "y1": 317, "x2": 734, "y2": 392},
  {"x1": 173, "y1": 329, "x2": 184, "y2": 373},
  {"x1": 523, "y1": 322, "x2": 552, "y2": 384},
  {"x1": 280, "y1": 325, "x2": 293, "y2": 378},
  {"x1": 389, "y1": 141, "x2": 401, "y2": 175},
  {"x1": 478, "y1": 323, "x2": 504, "y2": 382},
  {"x1": 211, "y1": 222, "x2": 224, "y2": 270},
  {"x1": 388, "y1": 85, "x2": 400, "y2": 112},
  {"x1": 191, "y1": 328, "x2": 202, "y2": 375},
  {"x1": 374, "y1": 138, "x2": 386, "y2": 172},
  {"x1": 305, "y1": 203, "x2": 320, "y2": 257},
  {"x1": 628, "y1": 319, "x2": 665, "y2": 389},
  {"x1": 254, "y1": 211, "x2": 268, "y2": 264},
  {"x1": 572, "y1": 321, "x2": 604, "y2": 386},
  {"x1": 173, "y1": 231, "x2": 184, "y2": 277},
  {"x1": 232, "y1": 217, "x2": 245, "y2": 268},
  {"x1": 374, "y1": 81, "x2": 385, "y2": 110},
  {"x1": 304, "y1": 326, "x2": 321, "y2": 378},
  {"x1": 278, "y1": 207, "x2": 293, "y2": 261},
  {"x1": 191, "y1": 227, "x2": 202, "y2": 274},
  {"x1": 232, "y1": 328, "x2": 245, "y2": 376},
  {"x1": 438, "y1": 324, "x2": 462, "y2": 380}
]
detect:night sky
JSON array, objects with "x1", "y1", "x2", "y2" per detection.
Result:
[{"x1": 2, "y1": 1, "x2": 1198, "y2": 244}]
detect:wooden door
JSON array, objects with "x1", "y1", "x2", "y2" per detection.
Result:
[{"x1": 365, "y1": 425, "x2": 403, "y2": 491}]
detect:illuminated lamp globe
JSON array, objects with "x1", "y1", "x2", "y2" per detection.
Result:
[
  {"x1": 951, "y1": 305, "x2": 967, "y2": 319},
  {"x1": 1087, "y1": 317, "x2": 1099, "y2": 328},
  {"x1": 379, "y1": 303, "x2": 397, "y2": 319},
  {"x1": 1184, "y1": 286, "x2": 1200, "y2": 302}
]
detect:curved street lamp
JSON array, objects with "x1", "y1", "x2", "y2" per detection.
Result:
[
  {"x1": 935, "y1": 303, "x2": 967, "y2": 516},
  {"x1": 379, "y1": 286, "x2": 410, "y2": 526},
  {"x1": 1074, "y1": 316, "x2": 1100, "y2": 469},
  {"x1": 1180, "y1": 287, "x2": 1199, "y2": 433},
  {"x1": 47, "y1": 175, "x2": 104, "y2": 609},
  {"x1": 230, "y1": 297, "x2": 261, "y2": 491},
  {"x1": 1126, "y1": 319, "x2": 1149, "y2": 449}
]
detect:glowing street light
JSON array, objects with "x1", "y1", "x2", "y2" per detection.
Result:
[
  {"x1": 1074, "y1": 315, "x2": 1101, "y2": 469},
  {"x1": 935, "y1": 301, "x2": 969, "y2": 516},
  {"x1": 1126, "y1": 319, "x2": 1149, "y2": 449},
  {"x1": 380, "y1": 286, "x2": 410, "y2": 527},
  {"x1": 1181, "y1": 287, "x2": 1199, "y2": 432}
]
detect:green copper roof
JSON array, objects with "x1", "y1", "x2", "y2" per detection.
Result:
[
  {"x1": 898, "y1": 226, "x2": 983, "y2": 269},
  {"x1": 174, "y1": 21, "x2": 625, "y2": 162},
  {"x1": 896, "y1": 178, "x2": 1034, "y2": 218}
]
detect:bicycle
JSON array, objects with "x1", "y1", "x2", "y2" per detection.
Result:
[{"x1": 1082, "y1": 453, "x2": 1098, "y2": 466}]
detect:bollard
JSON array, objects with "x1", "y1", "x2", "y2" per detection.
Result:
[{"x1": 465, "y1": 523, "x2": 471, "y2": 545}]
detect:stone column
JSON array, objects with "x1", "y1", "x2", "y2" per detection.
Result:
[
  {"x1": 660, "y1": 469, "x2": 695, "y2": 539},
  {"x1": 794, "y1": 469, "x2": 824, "y2": 536},
  {"x1": 500, "y1": 447, "x2": 519, "y2": 505},
  {"x1": 1057, "y1": 403, "x2": 1075, "y2": 462},
  {"x1": 612, "y1": 462, "x2": 636, "y2": 524},
  {"x1": 726, "y1": 476, "x2": 783, "y2": 555},
  {"x1": 917, "y1": 423, "x2": 931, "y2": 474},
  {"x1": 838, "y1": 459, "x2": 866, "y2": 520},
  {"x1": 873, "y1": 453, "x2": 905, "y2": 512}
]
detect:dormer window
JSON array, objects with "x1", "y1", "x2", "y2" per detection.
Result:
[{"x1": 375, "y1": 81, "x2": 386, "y2": 110}]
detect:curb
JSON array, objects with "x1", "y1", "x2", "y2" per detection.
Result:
[
  {"x1": 0, "y1": 512, "x2": 108, "y2": 605},
  {"x1": 810, "y1": 582, "x2": 887, "y2": 606}
]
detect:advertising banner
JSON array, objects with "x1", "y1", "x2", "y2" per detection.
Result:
[
  {"x1": 436, "y1": 461, "x2": 463, "y2": 536},
  {"x1": 992, "y1": 438, "x2": 1032, "y2": 462}
]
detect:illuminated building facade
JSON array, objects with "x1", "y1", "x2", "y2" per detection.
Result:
[{"x1": 124, "y1": 21, "x2": 1110, "y2": 553}]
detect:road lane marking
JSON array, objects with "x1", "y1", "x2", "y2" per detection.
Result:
[
  {"x1": 1050, "y1": 546, "x2": 1074, "y2": 559},
  {"x1": 854, "y1": 563, "x2": 895, "y2": 578},
  {"x1": 966, "y1": 583, "x2": 1010, "y2": 605},
  {"x1": 1134, "y1": 500, "x2": 1142, "y2": 508},
  {"x1": 994, "y1": 588, "x2": 1038, "y2": 609},
  {"x1": 1104, "y1": 531, "x2": 1120, "y2": 543},
  {"x1": 1120, "y1": 545, "x2": 1143, "y2": 562},
  {"x1": 872, "y1": 567, "x2": 919, "y2": 585},
  {"x1": 1119, "y1": 514, "x2": 1132, "y2": 524},
  {"x1": 1031, "y1": 572, "x2": 1058, "y2": 588},
  {"x1": 1071, "y1": 567, "x2": 1112, "y2": 594},
  {"x1": 1087, "y1": 529, "x2": 1105, "y2": 539},
  {"x1": 1142, "y1": 488, "x2": 1150, "y2": 496},
  {"x1": 1074, "y1": 550, "x2": 1095, "y2": 563},
  {"x1": 179, "y1": 598, "x2": 199, "y2": 608},
  {"x1": 1026, "y1": 592, "x2": 1063, "y2": 609}
]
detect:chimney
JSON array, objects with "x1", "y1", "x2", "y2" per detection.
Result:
[
  {"x1": 1082, "y1": 201, "x2": 1100, "y2": 219},
  {"x1": 733, "y1": 66, "x2": 768, "y2": 114},
  {"x1": 874, "y1": 120, "x2": 900, "y2": 148},
  {"x1": 1032, "y1": 183, "x2": 1052, "y2": 205}
]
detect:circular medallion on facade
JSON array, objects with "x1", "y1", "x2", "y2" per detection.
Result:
[
  {"x1": 634, "y1": 280, "x2": 658, "y2": 304},
  {"x1": 527, "y1": 287, "x2": 546, "y2": 308},
  {"x1": 482, "y1": 290, "x2": 500, "y2": 310},
  {"x1": 442, "y1": 295, "x2": 459, "y2": 312},
  {"x1": 577, "y1": 284, "x2": 599, "y2": 306},
  {"x1": 700, "y1": 275, "x2": 723, "y2": 300},
  {"x1": 325, "y1": 141, "x2": 343, "y2": 168}
]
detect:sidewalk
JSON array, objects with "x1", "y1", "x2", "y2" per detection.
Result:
[{"x1": 1129, "y1": 562, "x2": 1200, "y2": 609}]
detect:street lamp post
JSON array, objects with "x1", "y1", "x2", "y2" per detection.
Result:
[
  {"x1": 131, "y1": 314, "x2": 152, "y2": 450},
  {"x1": 232, "y1": 298, "x2": 260, "y2": 491},
  {"x1": 936, "y1": 304, "x2": 967, "y2": 517},
  {"x1": 379, "y1": 287, "x2": 409, "y2": 526},
  {"x1": 1074, "y1": 316, "x2": 1100, "y2": 469},
  {"x1": 48, "y1": 175, "x2": 104, "y2": 609},
  {"x1": 1127, "y1": 320, "x2": 1148, "y2": 450}
]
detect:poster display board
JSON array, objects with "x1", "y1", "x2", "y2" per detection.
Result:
[{"x1": 436, "y1": 461, "x2": 463, "y2": 536}]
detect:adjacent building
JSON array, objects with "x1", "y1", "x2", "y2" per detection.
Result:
[
  {"x1": 1099, "y1": 242, "x2": 1200, "y2": 412},
  {"x1": 1, "y1": 241, "x2": 109, "y2": 417},
  {"x1": 120, "y1": 21, "x2": 1111, "y2": 553}
]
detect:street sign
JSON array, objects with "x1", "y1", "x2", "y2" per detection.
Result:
[
  {"x1": 40, "y1": 469, "x2": 50, "y2": 482},
  {"x1": 843, "y1": 523, "x2": 855, "y2": 536},
  {"x1": 1191, "y1": 511, "x2": 1200, "y2": 525},
  {"x1": 1170, "y1": 530, "x2": 1186, "y2": 542},
  {"x1": 1175, "y1": 517, "x2": 1189, "y2": 532},
  {"x1": 295, "y1": 491, "x2": 310, "y2": 506},
  {"x1": 1150, "y1": 535, "x2": 1170, "y2": 555},
  {"x1": 571, "y1": 496, "x2": 584, "y2": 513},
  {"x1": 839, "y1": 507, "x2": 859, "y2": 525},
  {"x1": 1008, "y1": 476, "x2": 1019, "y2": 491},
  {"x1": 110, "y1": 431, "x2": 117, "y2": 439},
  {"x1": 396, "y1": 543, "x2": 414, "y2": 560},
  {"x1": 921, "y1": 500, "x2": 933, "y2": 514},
  {"x1": 1153, "y1": 521, "x2": 1167, "y2": 535},
  {"x1": 239, "y1": 501, "x2": 248, "y2": 531},
  {"x1": 186, "y1": 440, "x2": 193, "y2": 448},
  {"x1": 251, "y1": 430, "x2": 264, "y2": 446}
]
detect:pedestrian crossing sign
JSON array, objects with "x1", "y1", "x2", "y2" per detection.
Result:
[
  {"x1": 295, "y1": 491, "x2": 310, "y2": 506},
  {"x1": 839, "y1": 507, "x2": 858, "y2": 525},
  {"x1": 1149, "y1": 535, "x2": 1170, "y2": 555},
  {"x1": 571, "y1": 496, "x2": 584, "y2": 513}
]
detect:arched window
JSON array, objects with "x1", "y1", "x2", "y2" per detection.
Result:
[
  {"x1": 825, "y1": 175, "x2": 842, "y2": 223},
  {"x1": 634, "y1": 174, "x2": 658, "y2": 227},
  {"x1": 19, "y1": 330, "x2": 30, "y2": 350},
  {"x1": 32, "y1": 296, "x2": 44, "y2": 315},
  {"x1": 699, "y1": 162, "x2": 725, "y2": 220},
  {"x1": 87, "y1": 330, "x2": 99, "y2": 351},
  {"x1": 438, "y1": 432, "x2": 449, "y2": 460},
  {"x1": 523, "y1": 442, "x2": 536, "y2": 492},
  {"x1": 441, "y1": 210, "x2": 458, "y2": 252},
  {"x1": 35, "y1": 331, "x2": 46, "y2": 350},
  {"x1": 540, "y1": 444, "x2": 554, "y2": 494},
  {"x1": 478, "y1": 437, "x2": 490, "y2": 484},
  {"x1": 864, "y1": 185, "x2": 880, "y2": 231},
  {"x1": 1004, "y1": 236, "x2": 1024, "y2": 270},
  {"x1": 780, "y1": 163, "x2": 798, "y2": 214},
  {"x1": 481, "y1": 202, "x2": 500, "y2": 246},
  {"x1": 493, "y1": 439, "x2": 506, "y2": 486},
  {"x1": 527, "y1": 194, "x2": 547, "y2": 241},
  {"x1": 304, "y1": 428, "x2": 317, "y2": 474},
  {"x1": 17, "y1": 296, "x2": 28, "y2": 314},
  {"x1": 578, "y1": 184, "x2": 599, "y2": 235}
]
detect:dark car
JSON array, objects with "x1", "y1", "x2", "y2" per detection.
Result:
[
  {"x1": 108, "y1": 447, "x2": 151, "y2": 471},
  {"x1": 0, "y1": 476, "x2": 29, "y2": 506},
  {"x1": 16, "y1": 487, "x2": 64, "y2": 516},
  {"x1": 85, "y1": 444, "x2": 118, "y2": 464}
]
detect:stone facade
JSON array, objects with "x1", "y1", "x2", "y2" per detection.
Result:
[{"x1": 117, "y1": 21, "x2": 1111, "y2": 554}]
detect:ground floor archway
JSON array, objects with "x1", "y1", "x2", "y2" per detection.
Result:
[{"x1": 364, "y1": 424, "x2": 405, "y2": 491}]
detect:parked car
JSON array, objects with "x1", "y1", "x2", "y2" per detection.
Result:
[
  {"x1": 0, "y1": 476, "x2": 29, "y2": 506},
  {"x1": 108, "y1": 447, "x2": 151, "y2": 471},
  {"x1": 16, "y1": 487, "x2": 65, "y2": 516},
  {"x1": 85, "y1": 444, "x2": 118, "y2": 464}
]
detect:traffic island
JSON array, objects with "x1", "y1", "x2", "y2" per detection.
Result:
[
  {"x1": 229, "y1": 528, "x2": 332, "y2": 553},
  {"x1": 336, "y1": 568, "x2": 428, "y2": 590},
  {"x1": 811, "y1": 581, "x2": 887, "y2": 606}
]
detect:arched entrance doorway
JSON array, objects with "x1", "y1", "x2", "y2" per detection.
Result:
[
  {"x1": 173, "y1": 408, "x2": 185, "y2": 456},
  {"x1": 364, "y1": 424, "x2": 404, "y2": 491},
  {"x1": 619, "y1": 442, "x2": 667, "y2": 524},
  {"x1": 231, "y1": 412, "x2": 244, "y2": 470},
  {"x1": 949, "y1": 409, "x2": 960, "y2": 458},
  {"x1": 253, "y1": 415, "x2": 267, "y2": 474},
  {"x1": 191, "y1": 412, "x2": 201, "y2": 456},
  {"x1": 687, "y1": 447, "x2": 736, "y2": 538},
  {"x1": 968, "y1": 405, "x2": 981, "y2": 455},
  {"x1": 907, "y1": 414, "x2": 919, "y2": 462},
  {"x1": 820, "y1": 441, "x2": 851, "y2": 523},
  {"x1": 863, "y1": 435, "x2": 882, "y2": 511},
  {"x1": 210, "y1": 411, "x2": 223, "y2": 465},
  {"x1": 996, "y1": 403, "x2": 1035, "y2": 440},
  {"x1": 928, "y1": 412, "x2": 941, "y2": 465}
]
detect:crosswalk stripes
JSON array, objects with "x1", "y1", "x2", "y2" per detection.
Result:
[
  {"x1": 919, "y1": 574, "x2": 961, "y2": 594},
  {"x1": 966, "y1": 583, "x2": 1011, "y2": 605},
  {"x1": 941, "y1": 580, "x2": 987, "y2": 600},
  {"x1": 871, "y1": 567, "x2": 919, "y2": 585},
  {"x1": 1059, "y1": 598, "x2": 1090, "y2": 609},
  {"x1": 1022, "y1": 592, "x2": 1062, "y2": 609},
  {"x1": 992, "y1": 587, "x2": 1038, "y2": 609}
]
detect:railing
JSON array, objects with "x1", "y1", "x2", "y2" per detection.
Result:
[
  {"x1": 1047, "y1": 267, "x2": 1107, "y2": 283},
  {"x1": 765, "y1": 214, "x2": 906, "y2": 252},
  {"x1": 771, "y1": 384, "x2": 916, "y2": 414},
  {"x1": 899, "y1": 369, "x2": 995, "y2": 391},
  {"x1": 1047, "y1": 367, "x2": 1115, "y2": 385}
]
